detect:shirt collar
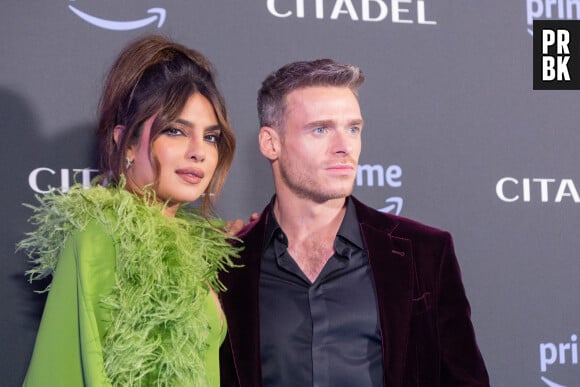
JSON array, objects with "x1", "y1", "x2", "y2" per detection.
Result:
[
  {"x1": 264, "y1": 195, "x2": 283, "y2": 250},
  {"x1": 336, "y1": 197, "x2": 364, "y2": 250}
]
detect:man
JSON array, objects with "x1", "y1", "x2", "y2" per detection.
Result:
[{"x1": 220, "y1": 59, "x2": 489, "y2": 386}]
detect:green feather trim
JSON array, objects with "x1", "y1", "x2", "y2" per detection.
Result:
[{"x1": 18, "y1": 183, "x2": 241, "y2": 386}]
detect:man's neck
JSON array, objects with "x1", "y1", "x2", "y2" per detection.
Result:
[
  {"x1": 273, "y1": 192, "x2": 348, "y2": 282},
  {"x1": 273, "y1": 192, "x2": 347, "y2": 242}
]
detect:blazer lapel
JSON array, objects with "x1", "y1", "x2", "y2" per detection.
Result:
[{"x1": 355, "y1": 198, "x2": 414, "y2": 387}]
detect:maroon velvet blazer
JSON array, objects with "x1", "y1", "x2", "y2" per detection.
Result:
[{"x1": 219, "y1": 196, "x2": 490, "y2": 387}]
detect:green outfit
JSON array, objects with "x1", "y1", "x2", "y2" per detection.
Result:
[{"x1": 18, "y1": 184, "x2": 238, "y2": 386}]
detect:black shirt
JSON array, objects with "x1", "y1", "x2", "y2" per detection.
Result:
[{"x1": 259, "y1": 197, "x2": 384, "y2": 387}]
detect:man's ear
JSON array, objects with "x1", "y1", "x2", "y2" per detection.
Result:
[{"x1": 258, "y1": 126, "x2": 280, "y2": 161}]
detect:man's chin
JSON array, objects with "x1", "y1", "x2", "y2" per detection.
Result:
[{"x1": 310, "y1": 189, "x2": 353, "y2": 204}]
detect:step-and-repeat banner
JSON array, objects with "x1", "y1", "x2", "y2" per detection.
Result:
[{"x1": 2, "y1": 2, "x2": 579, "y2": 386}]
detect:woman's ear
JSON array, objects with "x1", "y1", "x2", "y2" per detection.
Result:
[
  {"x1": 114, "y1": 125, "x2": 136, "y2": 167},
  {"x1": 113, "y1": 125, "x2": 125, "y2": 148},
  {"x1": 259, "y1": 126, "x2": 280, "y2": 161}
]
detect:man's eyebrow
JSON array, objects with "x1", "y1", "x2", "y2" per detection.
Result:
[
  {"x1": 306, "y1": 118, "x2": 364, "y2": 127},
  {"x1": 347, "y1": 117, "x2": 364, "y2": 125},
  {"x1": 306, "y1": 120, "x2": 334, "y2": 128}
]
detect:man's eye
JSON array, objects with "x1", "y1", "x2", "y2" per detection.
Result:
[
  {"x1": 205, "y1": 133, "x2": 221, "y2": 144},
  {"x1": 313, "y1": 127, "x2": 326, "y2": 134},
  {"x1": 348, "y1": 126, "x2": 361, "y2": 134}
]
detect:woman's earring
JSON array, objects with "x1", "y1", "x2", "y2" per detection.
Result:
[{"x1": 125, "y1": 157, "x2": 134, "y2": 169}]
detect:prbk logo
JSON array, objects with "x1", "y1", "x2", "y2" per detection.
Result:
[
  {"x1": 526, "y1": 0, "x2": 580, "y2": 36},
  {"x1": 539, "y1": 334, "x2": 579, "y2": 387},
  {"x1": 68, "y1": 1, "x2": 166, "y2": 31},
  {"x1": 496, "y1": 177, "x2": 580, "y2": 203},
  {"x1": 356, "y1": 163, "x2": 403, "y2": 215},
  {"x1": 266, "y1": 0, "x2": 436, "y2": 26},
  {"x1": 28, "y1": 167, "x2": 99, "y2": 194},
  {"x1": 533, "y1": 20, "x2": 580, "y2": 89}
]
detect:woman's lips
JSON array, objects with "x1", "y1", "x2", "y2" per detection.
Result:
[{"x1": 176, "y1": 168, "x2": 204, "y2": 184}]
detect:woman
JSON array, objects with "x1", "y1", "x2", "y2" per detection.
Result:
[{"x1": 18, "y1": 35, "x2": 240, "y2": 386}]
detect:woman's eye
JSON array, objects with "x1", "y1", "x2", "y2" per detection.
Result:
[{"x1": 162, "y1": 127, "x2": 183, "y2": 136}]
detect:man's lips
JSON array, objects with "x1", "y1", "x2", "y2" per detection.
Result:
[
  {"x1": 326, "y1": 163, "x2": 354, "y2": 171},
  {"x1": 176, "y1": 168, "x2": 204, "y2": 183}
]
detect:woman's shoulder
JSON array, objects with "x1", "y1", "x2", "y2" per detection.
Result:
[
  {"x1": 70, "y1": 219, "x2": 117, "y2": 258},
  {"x1": 19, "y1": 185, "x2": 121, "y2": 281}
]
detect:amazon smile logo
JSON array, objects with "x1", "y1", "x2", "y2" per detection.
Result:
[
  {"x1": 68, "y1": 3, "x2": 166, "y2": 31},
  {"x1": 356, "y1": 163, "x2": 404, "y2": 215},
  {"x1": 541, "y1": 376, "x2": 568, "y2": 387}
]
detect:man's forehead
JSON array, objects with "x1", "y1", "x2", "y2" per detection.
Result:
[
  {"x1": 283, "y1": 86, "x2": 363, "y2": 126},
  {"x1": 284, "y1": 86, "x2": 358, "y2": 112},
  {"x1": 285, "y1": 85, "x2": 356, "y2": 100}
]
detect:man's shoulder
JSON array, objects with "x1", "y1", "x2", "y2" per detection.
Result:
[
  {"x1": 235, "y1": 204, "x2": 271, "y2": 242},
  {"x1": 351, "y1": 196, "x2": 450, "y2": 241}
]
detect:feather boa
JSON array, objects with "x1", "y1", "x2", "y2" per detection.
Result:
[{"x1": 18, "y1": 183, "x2": 240, "y2": 386}]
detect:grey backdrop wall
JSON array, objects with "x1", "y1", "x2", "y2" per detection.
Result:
[{"x1": 2, "y1": 1, "x2": 579, "y2": 386}]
